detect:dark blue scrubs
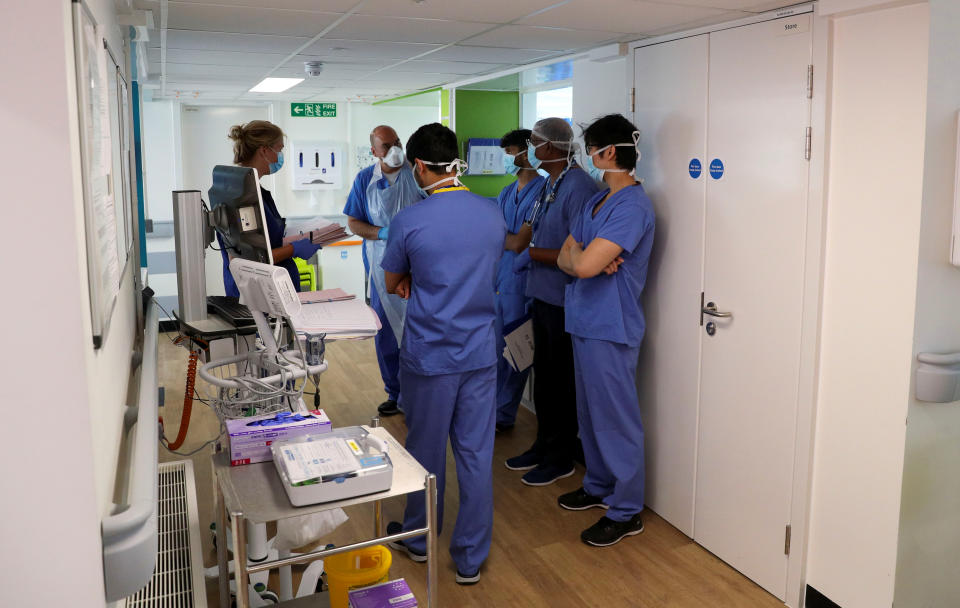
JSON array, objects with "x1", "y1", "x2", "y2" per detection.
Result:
[{"x1": 220, "y1": 187, "x2": 301, "y2": 297}]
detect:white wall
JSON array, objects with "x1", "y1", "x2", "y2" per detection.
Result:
[
  {"x1": 805, "y1": 4, "x2": 929, "y2": 607},
  {"x1": 572, "y1": 57, "x2": 628, "y2": 143},
  {"x1": 141, "y1": 99, "x2": 179, "y2": 222},
  {"x1": 0, "y1": 0, "x2": 138, "y2": 604},
  {"x1": 894, "y1": 1, "x2": 960, "y2": 605}
]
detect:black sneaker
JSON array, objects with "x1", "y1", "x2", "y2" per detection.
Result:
[
  {"x1": 504, "y1": 449, "x2": 541, "y2": 471},
  {"x1": 377, "y1": 400, "x2": 401, "y2": 417},
  {"x1": 386, "y1": 521, "x2": 427, "y2": 562},
  {"x1": 580, "y1": 514, "x2": 644, "y2": 547},
  {"x1": 521, "y1": 463, "x2": 575, "y2": 486},
  {"x1": 558, "y1": 487, "x2": 608, "y2": 511},
  {"x1": 455, "y1": 569, "x2": 481, "y2": 585}
]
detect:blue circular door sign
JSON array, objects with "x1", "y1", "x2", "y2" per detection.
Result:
[
  {"x1": 689, "y1": 158, "x2": 702, "y2": 179},
  {"x1": 710, "y1": 158, "x2": 724, "y2": 179}
]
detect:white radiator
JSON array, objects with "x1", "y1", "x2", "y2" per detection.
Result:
[{"x1": 125, "y1": 460, "x2": 208, "y2": 608}]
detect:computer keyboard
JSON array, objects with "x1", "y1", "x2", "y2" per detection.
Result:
[{"x1": 207, "y1": 296, "x2": 254, "y2": 326}]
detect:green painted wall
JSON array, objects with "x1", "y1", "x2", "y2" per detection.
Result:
[{"x1": 454, "y1": 90, "x2": 519, "y2": 197}]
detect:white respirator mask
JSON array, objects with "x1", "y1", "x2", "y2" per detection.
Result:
[{"x1": 383, "y1": 145, "x2": 405, "y2": 169}]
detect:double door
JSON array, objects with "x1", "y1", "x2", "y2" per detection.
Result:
[{"x1": 634, "y1": 14, "x2": 812, "y2": 600}]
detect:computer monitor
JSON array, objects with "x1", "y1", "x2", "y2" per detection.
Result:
[{"x1": 208, "y1": 165, "x2": 274, "y2": 265}]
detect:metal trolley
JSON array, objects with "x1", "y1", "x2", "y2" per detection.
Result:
[
  {"x1": 199, "y1": 338, "x2": 439, "y2": 607},
  {"x1": 212, "y1": 421, "x2": 439, "y2": 608}
]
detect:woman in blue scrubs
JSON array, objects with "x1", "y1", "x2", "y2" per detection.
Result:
[
  {"x1": 557, "y1": 114, "x2": 655, "y2": 547},
  {"x1": 493, "y1": 128, "x2": 546, "y2": 431},
  {"x1": 220, "y1": 120, "x2": 321, "y2": 296}
]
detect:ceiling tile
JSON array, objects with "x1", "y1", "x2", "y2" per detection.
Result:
[
  {"x1": 150, "y1": 48, "x2": 292, "y2": 67},
  {"x1": 639, "y1": 0, "x2": 795, "y2": 10},
  {"x1": 326, "y1": 15, "x2": 493, "y2": 45},
  {"x1": 398, "y1": 59, "x2": 506, "y2": 75},
  {"x1": 354, "y1": 0, "x2": 566, "y2": 23},
  {"x1": 166, "y1": 4, "x2": 343, "y2": 37},
  {"x1": 428, "y1": 45, "x2": 559, "y2": 64},
  {"x1": 466, "y1": 25, "x2": 624, "y2": 51},
  {"x1": 517, "y1": 0, "x2": 726, "y2": 34},
  {"x1": 163, "y1": 0, "x2": 360, "y2": 10},
  {"x1": 304, "y1": 39, "x2": 442, "y2": 61},
  {"x1": 161, "y1": 29, "x2": 311, "y2": 53}
]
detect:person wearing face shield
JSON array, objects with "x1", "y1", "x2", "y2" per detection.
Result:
[
  {"x1": 220, "y1": 120, "x2": 320, "y2": 297},
  {"x1": 556, "y1": 114, "x2": 654, "y2": 547},
  {"x1": 379, "y1": 123, "x2": 506, "y2": 585},
  {"x1": 492, "y1": 129, "x2": 546, "y2": 432},
  {"x1": 343, "y1": 125, "x2": 424, "y2": 417},
  {"x1": 503, "y1": 118, "x2": 599, "y2": 488}
]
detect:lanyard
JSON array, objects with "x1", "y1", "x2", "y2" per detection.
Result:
[{"x1": 433, "y1": 186, "x2": 469, "y2": 194}]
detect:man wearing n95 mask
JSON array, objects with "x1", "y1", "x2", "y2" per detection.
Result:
[{"x1": 343, "y1": 125, "x2": 424, "y2": 417}]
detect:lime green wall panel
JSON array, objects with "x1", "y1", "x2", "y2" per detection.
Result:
[{"x1": 454, "y1": 90, "x2": 519, "y2": 197}]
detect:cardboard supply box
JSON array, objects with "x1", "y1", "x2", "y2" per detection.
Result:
[
  {"x1": 348, "y1": 579, "x2": 418, "y2": 608},
  {"x1": 227, "y1": 409, "x2": 332, "y2": 466}
]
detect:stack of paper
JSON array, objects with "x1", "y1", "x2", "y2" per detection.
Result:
[
  {"x1": 283, "y1": 217, "x2": 349, "y2": 247},
  {"x1": 298, "y1": 288, "x2": 355, "y2": 304},
  {"x1": 503, "y1": 318, "x2": 534, "y2": 372},
  {"x1": 291, "y1": 298, "x2": 382, "y2": 338}
]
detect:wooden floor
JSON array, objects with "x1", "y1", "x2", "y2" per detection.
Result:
[{"x1": 157, "y1": 333, "x2": 782, "y2": 608}]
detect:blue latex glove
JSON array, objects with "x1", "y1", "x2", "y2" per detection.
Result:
[
  {"x1": 377, "y1": 226, "x2": 389, "y2": 240},
  {"x1": 291, "y1": 238, "x2": 321, "y2": 260}
]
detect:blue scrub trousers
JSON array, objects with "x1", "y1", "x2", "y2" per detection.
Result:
[
  {"x1": 369, "y1": 284, "x2": 400, "y2": 402},
  {"x1": 494, "y1": 293, "x2": 531, "y2": 427},
  {"x1": 398, "y1": 364, "x2": 496, "y2": 575},
  {"x1": 571, "y1": 336, "x2": 646, "y2": 522}
]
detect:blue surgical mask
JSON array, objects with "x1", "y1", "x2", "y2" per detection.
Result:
[
  {"x1": 583, "y1": 152, "x2": 605, "y2": 182},
  {"x1": 502, "y1": 153, "x2": 520, "y2": 176},
  {"x1": 527, "y1": 141, "x2": 545, "y2": 170},
  {"x1": 269, "y1": 150, "x2": 284, "y2": 174}
]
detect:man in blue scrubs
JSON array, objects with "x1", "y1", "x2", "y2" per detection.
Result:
[
  {"x1": 558, "y1": 113, "x2": 654, "y2": 547},
  {"x1": 493, "y1": 129, "x2": 545, "y2": 432},
  {"x1": 381, "y1": 123, "x2": 506, "y2": 584},
  {"x1": 343, "y1": 125, "x2": 423, "y2": 417},
  {"x1": 504, "y1": 118, "x2": 599, "y2": 487}
]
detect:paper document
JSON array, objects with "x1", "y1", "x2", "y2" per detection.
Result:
[
  {"x1": 298, "y1": 288, "x2": 355, "y2": 304},
  {"x1": 503, "y1": 319, "x2": 534, "y2": 372},
  {"x1": 283, "y1": 217, "x2": 349, "y2": 247},
  {"x1": 291, "y1": 298, "x2": 382, "y2": 336},
  {"x1": 278, "y1": 438, "x2": 360, "y2": 484}
]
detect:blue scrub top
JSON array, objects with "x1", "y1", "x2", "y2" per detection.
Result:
[
  {"x1": 496, "y1": 176, "x2": 546, "y2": 296},
  {"x1": 220, "y1": 187, "x2": 300, "y2": 298},
  {"x1": 564, "y1": 184, "x2": 655, "y2": 347},
  {"x1": 381, "y1": 188, "x2": 507, "y2": 376},
  {"x1": 526, "y1": 167, "x2": 599, "y2": 306}
]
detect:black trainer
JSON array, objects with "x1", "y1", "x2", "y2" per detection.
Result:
[
  {"x1": 386, "y1": 521, "x2": 427, "y2": 562},
  {"x1": 377, "y1": 400, "x2": 401, "y2": 417},
  {"x1": 558, "y1": 487, "x2": 608, "y2": 511},
  {"x1": 504, "y1": 449, "x2": 540, "y2": 471},
  {"x1": 580, "y1": 514, "x2": 644, "y2": 547}
]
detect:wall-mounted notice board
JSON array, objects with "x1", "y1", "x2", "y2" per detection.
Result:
[{"x1": 73, "y1": 0, "x2": 129, "y2": 348}]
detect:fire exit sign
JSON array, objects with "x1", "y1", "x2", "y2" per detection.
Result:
[{"x1": 291, "y1": 102, "x2": 337, "y2": 117}]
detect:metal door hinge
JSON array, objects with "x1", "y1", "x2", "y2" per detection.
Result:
[
  {"x1": 630, "y1": 87, "x2": 636, "y2": 113},
  {"x1": 784, "y1": 524, "x2": 792, "y2": 555},
  {"x1": 804, "y1": 127, "x2": 812, "y2": 160},
  {"x1": 806, "y1": 64, "x2": 814, "y2": 98}
]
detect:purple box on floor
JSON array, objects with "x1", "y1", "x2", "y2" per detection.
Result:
[{"x1": 348, "y1": 578, "x2": 418, "y2": 608}]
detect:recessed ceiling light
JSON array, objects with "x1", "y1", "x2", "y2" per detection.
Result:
[{"x1": 249, "y1": 77, "x2": 304, "y2": 93}]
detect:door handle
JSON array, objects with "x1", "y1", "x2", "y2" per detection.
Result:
[{"x1": 702, "y1": 301, "x2": 733, "y2": 319}]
